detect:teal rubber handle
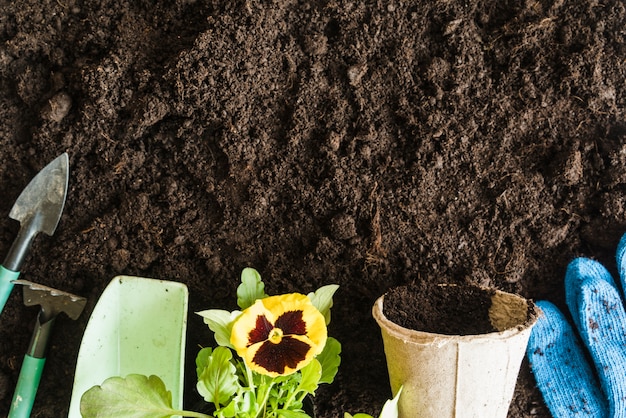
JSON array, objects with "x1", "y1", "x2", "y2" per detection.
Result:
[
  {"x1": 9, "y1": 354, "x2": 46, "y2": 418},
  {"x1": 0, "y1": 265, "x2": 20, "y2": 314}
]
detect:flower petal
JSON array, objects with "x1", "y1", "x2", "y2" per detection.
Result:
[
  {"x1": 249, "y1": 336, "x2": 313, "y2": 376},
  {"x1": 231, "y1": 293, "x2": 328, "y2": 376},
  {"x1": 231, "y1": 299, "x2": 275, "y2": 357},
  {"x1": 275, "y1": 310, "x2": 306, "y2": 335},
  {"x1": 262, "y1": 293, "x2": 327, "y2": 352},
  {"x1": 248, "y1": 315, "x2": 273, "y2": 345}
]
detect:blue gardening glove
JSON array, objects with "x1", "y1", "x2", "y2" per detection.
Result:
[{"x1": 527, "y1": 233, "x2": 626, "y2": 417}]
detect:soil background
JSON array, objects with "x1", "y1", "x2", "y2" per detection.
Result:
[{"x1": 0, "y1": 0, "x2": 625, "y2": 416}]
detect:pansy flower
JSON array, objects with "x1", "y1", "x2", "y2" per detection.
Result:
[{"x1": 231, "y1": 293, "x2": 327, "y2": 377}]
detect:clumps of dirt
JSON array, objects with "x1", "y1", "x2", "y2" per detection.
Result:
[
  {"x1": 1, "y1": 0, "x2": 625, "y2": 416},
  {"x1": 384, "y1": 282, "x2": 496, "y2": 335}
]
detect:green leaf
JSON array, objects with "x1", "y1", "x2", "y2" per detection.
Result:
[
  {"x1": 297, "y1": 359, "x2": 321, "y2": 395},
  {"x1": 196, "y1": 346, "x2": 240, "y2": 406},
  {"x1": 236, "y1": 389, "x2": 257, "y2": 416},
  {"x1": 379, "y1": 386, "x2": 403, "y2": 418},
  {"x1": 316, "y1": 337, "x2": 341, "y2": 384},
  {"x1": 80, "y1": 374, "x2": 181, "y2": 418},
  {"x1": 216, "y1": 398, "x2": 237, "y2": 417},
  {"x1": 196, "y1": 309, "x2": 240, "y2": 348},
  {"x1": 308, "y1": 284, "x2": 339, "y2": 325},
  {"x1": 343, "y1": 387, "x2": 402, "y2": 418},
  {"x1": 195, "y1": 347, "x2": 213, "y2": 379},
  {"x1": 237, "y1": 267, "x2": 269, "y2": 309}
]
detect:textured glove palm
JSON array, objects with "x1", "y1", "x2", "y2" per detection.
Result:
[{"x1": 527, "y1": 234, "x2": 626, "y2": 417}]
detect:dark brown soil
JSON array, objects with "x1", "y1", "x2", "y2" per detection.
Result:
[
  {"x1": 1, "y1": 0, "x2": 625, "y2": 416},
  {"x1": 384, "y1": 283, "x2": 496, "y2": 335}
]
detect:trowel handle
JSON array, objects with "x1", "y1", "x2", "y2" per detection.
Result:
[
  {"x1": 8, "y1": 354, "x2": 46, "y2": 418},
  {"x1": 0, "y1": 265, "x2": 20, "y2": 315}
]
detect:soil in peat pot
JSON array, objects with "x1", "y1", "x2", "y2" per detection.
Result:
[
  {"x1": 1, "y1": 0, "x2": 625, "y2": 417},
  {"x1": 383, "y1": 282, "x2": 497, "y2": 336}
]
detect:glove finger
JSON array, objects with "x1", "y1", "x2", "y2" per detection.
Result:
[
  {"x1": 527, "y1": 300, "x2": 607, "y2": 417},
  {"x1": 565, "y1": 258, "x2": 617, "y2": 334},
  {"x1": 616, "y1": 233, "x2": 626, "y2": 295},
  {"x1": 573, "y1": 274, "x2": 626, "y2": 417}
]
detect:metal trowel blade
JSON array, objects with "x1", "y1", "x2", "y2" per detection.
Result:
[{"x1": 9, "y1": 153, "x2": 69, "y2": 236}]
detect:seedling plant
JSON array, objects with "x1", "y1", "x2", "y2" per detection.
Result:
[
  {"x1": 80, "y1": 268, "x2": 341, "y2": 418},
  {"x1": 80, "y1": 268, "x2": 400, "y2": 417}
]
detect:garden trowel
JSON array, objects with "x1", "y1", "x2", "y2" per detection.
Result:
[{"x1": 0, "y1": 153, "x2": 69, "y2": 315}]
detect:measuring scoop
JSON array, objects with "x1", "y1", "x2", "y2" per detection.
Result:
[
  {"x1": 68, "y1": 276, "x2": 188, "y2": 418},
  {"x1": 0, "y1": 154, "x2": 70, "y2": 314}
]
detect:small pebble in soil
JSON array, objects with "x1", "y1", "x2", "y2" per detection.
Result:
[{"x1": 41, "y1": 91, "x2": 72, "y2": 122}]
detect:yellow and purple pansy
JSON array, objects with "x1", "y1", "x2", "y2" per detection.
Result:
[{"x1": 231, "y1": 293, "x2": 327, "y2": 377}]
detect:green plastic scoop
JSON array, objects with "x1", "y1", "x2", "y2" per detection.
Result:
[
  {"x1": 68, "y1": 276, "x2": 188, "y2": 417},
  {"x1": 0, "y1": 153, "x2": 69, "y2": 314}
]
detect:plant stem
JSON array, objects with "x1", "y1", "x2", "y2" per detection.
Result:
[
  {"x1": 282, "y1": 388, "x2": 299, "y2": 411},
  {"x1": 245, "y1": 362, "x2": 255, "y2": 390},
  {"x1": 254, "y1": 377, "x2": 276, "y2": 418},
  {"x1": 295, "y1": 390, "x2": 308, "y2": 407}
]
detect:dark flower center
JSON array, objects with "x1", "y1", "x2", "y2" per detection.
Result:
[{"x1": 246, "y1": 310, "x2": 311, "y2": 374}]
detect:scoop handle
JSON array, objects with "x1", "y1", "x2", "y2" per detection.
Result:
[
  {"x1": 8, "y1": 354, "x2": 46, "y2": 418},
  {"x1": 0, "y1": 265, "x2": 20, "y2": 315}
]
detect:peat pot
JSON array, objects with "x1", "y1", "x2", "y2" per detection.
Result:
[{"x1": 372, "y1": 284, "x2": 539, "y2": 418}]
